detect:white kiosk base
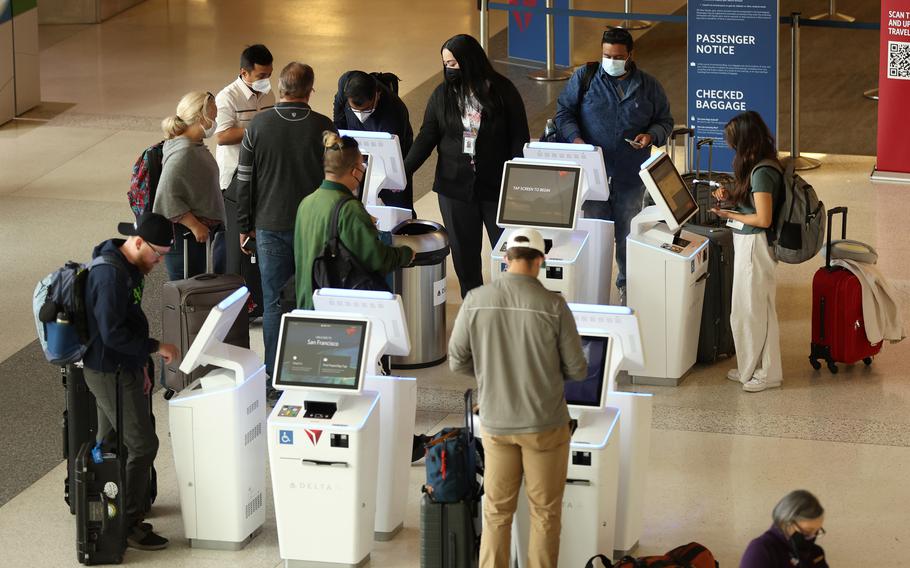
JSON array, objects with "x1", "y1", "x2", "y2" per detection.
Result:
[
  {"x1": 269, "y1": 390, "x2": 381, "y2": 567},
  {"x1": 626, "y1": 208, "x2": 709, "y2": 386},
  {"x1": 491, "y1": 218, "x2": 614, "y2": 305},
  {"x1": 169, "y1": 368, "x2": 267, "y2": 549}
]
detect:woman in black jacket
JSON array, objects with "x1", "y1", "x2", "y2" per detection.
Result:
[{"x1": 404, "y1": 34, "x2": 530, "y2": 297}]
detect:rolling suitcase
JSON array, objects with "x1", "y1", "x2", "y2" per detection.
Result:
[
  {"x1": 161, "y1": 236, "x2": 249, "y2": 395},
  {"x1": 75, "y1": 372, "x2": 127, "y2": 565},
  {"x1": 419, "y1": 494, "x2": 480, "y2": 568},
  {"x1": 686, "y1": 224, "x2": 736, "y2": 363},
  {"x1": 63, "y1": 363, "x2": 97, "y2": 515},
  {"x1": 686, "y1": 138, "x2": 734, "y2": 226},
  {"x1": 223, "y1": 181, "x2": 264, "y2": 318},
  {"x1": 810, "y1": 207, "x2": 882, "y2": 374}
]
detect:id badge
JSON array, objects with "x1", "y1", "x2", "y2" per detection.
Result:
[
  {"x1": 726, "y1": 218, "x2": 745, "y2": 231},
  {"x1": 462, "y1": 131, "x2": 477, "y2": 156}
]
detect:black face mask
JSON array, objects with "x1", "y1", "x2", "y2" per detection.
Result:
[
  {"x1": 790, "y1": 532, "x2": 815, "y2": 553},
  {"x1": 444, "y1": 67, "x2": 461, "y2": 83}
]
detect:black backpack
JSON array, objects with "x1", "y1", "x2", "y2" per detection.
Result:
[
  {"x1": 312, "y1": 196, "x2": 391, "y2": 293},
  {"x1": 540, "y1": 62, "x2": 599, "y2": 142}
]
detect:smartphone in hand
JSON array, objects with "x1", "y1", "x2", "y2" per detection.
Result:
[
  {"x1": 241, "y1": 235, "x2": 256, "y2": 254},
  {"x1": 624, "y1": 138, "x2": 644, "y2": 149}
]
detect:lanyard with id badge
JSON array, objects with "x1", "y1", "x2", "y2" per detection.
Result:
[{"x1": 463, "y1": 130, "x2": 477, "y2": 168}]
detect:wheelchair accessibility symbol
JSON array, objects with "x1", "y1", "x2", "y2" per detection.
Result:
[{"x1": 279, "y1": 430, "x2": 294, "y2": 445}]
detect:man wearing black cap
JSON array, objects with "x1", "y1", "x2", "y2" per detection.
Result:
[{"x1": 81, "y1": 212, "x2": 179, "y2": 551}]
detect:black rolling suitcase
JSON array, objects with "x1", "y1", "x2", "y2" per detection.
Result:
[
  {"x1": 419, "y1": 494, "x2": 480, "y2": 568},
  {"x1": 687, "y1": 224, "x2": 736, "y2": 363},
  {"x1": 223, "y1": 179, "x2": 264, "y2": 318},
  {"x1": 75, "y1": 372, "x2": 127, "y2": 565}
]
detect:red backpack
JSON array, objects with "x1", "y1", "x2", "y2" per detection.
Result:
[
  {"x1": 126, "y1": 141, "x2": 165, "y2": 221},
  {"x1": 587, "y1": 542, "x2": 719, "y2": 568}
]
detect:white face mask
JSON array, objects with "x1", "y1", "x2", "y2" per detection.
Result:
[
  {"x1": 352, "y1": 108, "x2": 375, "y2": 123},
  {"x1": 202, "y1": 116, "x2": 217, "y2": 138},
  {"x1": 602, "y1": 57, "x2": 627, "y2": 77},
  {"x1": 251, "y1": 78, "x2": 271, "y2": 94}
]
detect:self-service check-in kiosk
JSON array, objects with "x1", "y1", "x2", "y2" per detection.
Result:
[
  {"x1": 339, "y1": 129, "x2": 411, "y2": 231},
  {"x1": 570, "y1": 304, "x2": 652, "y2": 557},
  {"x1": 268, "y1": 312, "x2": 381, "y2": 567},
  {"x1": 490, "y1": 143, "x2": 614, "y2": 305},
  {"x1": 168, "y1": 287, "x2": 266, "y2": 549},
  {"x1": 311, "y1": 288, "x2": 417, "y2": 541},
  {"x1": 626, "y1": 151, "x2": 709, "y2": 386}
]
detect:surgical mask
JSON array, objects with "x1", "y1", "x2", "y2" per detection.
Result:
[
  {"x1": 202, "y1": 116, "x2": 217, "y2": 138},
  {"x1": 602, "y1": 57, "x2": 627, "y2": 77},
  {"x1": 251, "y1": 78, "x2": 272, "y2": 94},
  {"x1": 352, "y1": 108, "x2": 375, "y2": 123},
  {"x1": 444, "y1": 67, "x2": 461, "y2": 83}
]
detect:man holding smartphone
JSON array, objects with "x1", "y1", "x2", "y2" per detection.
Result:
[{"x1": 554, "y1": 27, "x2": 673, "y2": 304}]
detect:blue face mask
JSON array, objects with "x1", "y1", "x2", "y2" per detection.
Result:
[{"x1": 602, "y1": 57, "x2": 627, "y2": 77}]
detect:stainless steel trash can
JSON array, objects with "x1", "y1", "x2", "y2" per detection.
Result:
[{"x1": 390, "y1": 219, "x2": 450, "y2": 369}]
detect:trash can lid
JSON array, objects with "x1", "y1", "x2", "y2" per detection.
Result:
[{"x1": 391, "y1": 219, "x2": 449, "y2": 254}]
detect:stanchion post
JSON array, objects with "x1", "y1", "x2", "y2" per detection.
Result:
[
  {"x1": 787, "y1": 13, "x2": 821, "y2": 171},
  {"x1": 605, "y1": 0, "x2": 652, "y2": 31},
  {"x1": 529, "y1": 0, "x2": 572, "y2": 81},
  {"x1": 810, "y1": 0, "x2": 855, "y2": 23},
  {"x1": 480, "y1": 0, "x2": 490, "y2": 53}
]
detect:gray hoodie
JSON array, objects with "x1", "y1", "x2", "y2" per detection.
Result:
[{"x1": 153, "y1": 137, "x2": 225, "y2": 224}]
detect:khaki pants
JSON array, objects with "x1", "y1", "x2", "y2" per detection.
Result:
[{"x1": 480, "y1": 424, "x2": 571, "y2": 568}]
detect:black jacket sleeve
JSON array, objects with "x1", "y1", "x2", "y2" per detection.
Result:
[
  {"x1": 404, "y1": 86, "x2": 443, "y2": 176},
  {"x1": 236, "y1": 127, "x2": 255, "y2": 233},
  {"x1": 333, "y1": 71, "x2": 351, "y2": 130},
  {"x1": 501, "y1": 78, "x2": 530, "y2": 157}
]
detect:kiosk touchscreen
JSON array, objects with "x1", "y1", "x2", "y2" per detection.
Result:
[
  {"x1": 168, "y1": 287, "x2": 266, "y2": 549},
  {"x1": 627, "y1": 151, "x2": 709, "y2": 386},
  {"x1": 311, "y1": 288, "x2": 417, "y2": 541},
  {"x1": 268, "y1": 312, "x2": 381, "y2": 566},
  {"x1": 497, "y1": 161, "x2": 581, "y2": 231},
  {"x1": 339, "y1": 129, "x2": 411, "y2": 230},
  {"x1": 356, "y1": 153, "x2": 373, "y2": 202},
  {"x1": 565, "y1": 335, "x2": 610, "y2": 410}
]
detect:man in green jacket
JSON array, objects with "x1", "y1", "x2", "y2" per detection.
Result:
[{"x1": 294, "y1": 131, "x2": 414, "y2": 309}]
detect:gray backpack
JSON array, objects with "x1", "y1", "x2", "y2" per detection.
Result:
[{"x1": 753, "y1": 160, "x2": 826, "y2": 264}]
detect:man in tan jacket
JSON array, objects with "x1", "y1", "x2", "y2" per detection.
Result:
[{"x1": 449, "y1": 228, "x2": 588, "y2": 568}]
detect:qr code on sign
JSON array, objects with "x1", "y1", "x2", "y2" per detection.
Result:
[{"x1": 888, "y1": 41, "x2": 910, "y2": 80}]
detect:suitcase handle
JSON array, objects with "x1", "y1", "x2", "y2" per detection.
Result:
[
  {"x1": 182, "y1": 231, "x2": 215, "y2": 278},
  {"x1": 695, "y1": 138, "x2": 715, "y2": 181},
  {"x1": 825, "y1": 207, "x2": 848, "y2": 269}
]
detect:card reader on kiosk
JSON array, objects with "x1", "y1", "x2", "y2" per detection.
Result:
[
  {"x1": 168, "y1": 287, "x2": 266, "y2": 549},
  {"x1": 267, "y1": 312, "x2": 380, "y2": 567},
  {"x1": 311, "y1": 288, "x2": 417, "y2": 541},
  {"x1": 626, "y1": 151, "x2": 709, "y2": 386},
  {"x1": 569, "y1": 304, "x2": 652, "y2": 558},
  {"x1": 339, "y1": 129, "x2": 411, "y2": 231},
  {"x1": 490, "y1": 145, "x2": 614, "y2": 304}
]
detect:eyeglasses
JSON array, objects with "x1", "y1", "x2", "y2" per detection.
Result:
[
  {"x1": 796, "y1": 525, "x2": 826, "y2": 540},
  {"x1": 145, "y1": 242, "x2": 164, "y2": 258}
]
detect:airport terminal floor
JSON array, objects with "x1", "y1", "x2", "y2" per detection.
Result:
[{"x1": 1, "y1": 0, "x2": 909, "y2": 566}]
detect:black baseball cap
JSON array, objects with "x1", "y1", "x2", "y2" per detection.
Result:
[{"x1": 118, "y1": 212, "x2": 174, "y2": 247}]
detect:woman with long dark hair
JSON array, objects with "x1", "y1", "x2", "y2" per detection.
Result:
[
  {"x1": 711, "y1": 110, "x2": 784, "y2": 393},
  {"x1": 404, "y1": 34, "x2": 530, "y2": 297}
]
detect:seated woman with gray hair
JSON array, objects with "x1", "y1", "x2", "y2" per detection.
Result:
[{"x1": 740, "y1": 490, "x2": 828, "y2": 568}]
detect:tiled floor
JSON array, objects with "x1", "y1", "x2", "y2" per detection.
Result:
[{"x1": 1, "y1": 0, "x2": 908, "y2": 566}]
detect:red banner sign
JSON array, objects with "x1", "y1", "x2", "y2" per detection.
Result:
[{"x1": 876, "y1": 0, "x2": 910, "y2": 176}]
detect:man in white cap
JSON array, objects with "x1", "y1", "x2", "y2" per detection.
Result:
[{"x1": 448, "y1": 227, "x2": 588, "y2": 568}]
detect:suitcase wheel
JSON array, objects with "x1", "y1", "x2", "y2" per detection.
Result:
[
  {"x1": 863, "y1": 357, "x2": 873, "y2": 366},
  {"x1": 809, "y1": 357, "x2": 821, "y2": 371},
  {"x1": 827, "y1": 361, "x2": 838, "y2": 374}
]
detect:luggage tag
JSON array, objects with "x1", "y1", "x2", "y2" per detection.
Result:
[{"x1": 462, "y1": 131, "x2": 477, "y2": 156}]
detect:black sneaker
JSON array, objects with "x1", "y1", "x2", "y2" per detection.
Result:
[{"x1": 127, "y1": 526, "x2": 169, "y2": 551}]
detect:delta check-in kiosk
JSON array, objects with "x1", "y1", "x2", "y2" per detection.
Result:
[
  {"x1": 168, "y1": 287, "x2": 266, "y2": 549},
  {"x1": 626, "y1": 152, "x2": 709, "y2": 386},
  {"x1": 339, "y1": 129, "x2": 412, "y2": 231},
  {"x1": 491, "y1": 144, "x2": 615, "y2": 305},
  {"x1": 311, "y1": 288, "x2": 417, "y2": 541},
  {"x1": 268, "y1": 313, "x2": 381, "y2": 567}
]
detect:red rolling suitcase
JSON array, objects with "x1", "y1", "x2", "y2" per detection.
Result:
[{"x1": 809, "y1": 207, "x2": 882, "y2": 374}]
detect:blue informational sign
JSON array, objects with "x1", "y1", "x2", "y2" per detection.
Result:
[
  {"x1": 279, "y1": 430, "x2": 294, "y2": 445},
  {"x1": 687, "y1": 0, "x2": 778, "y2": 173},
  {"x1": 507, "y1": 0, "x2": 571, "y2": 67}
]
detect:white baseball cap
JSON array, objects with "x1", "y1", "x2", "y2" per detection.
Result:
[{"x1": 506, "y1": 228, "x2": 546, "y2": 255}]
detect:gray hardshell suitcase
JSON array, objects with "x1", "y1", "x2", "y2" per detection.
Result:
[
  {"x1": 687, "y1": 224, "x2": 736, "y2": 363},
  {"x1": 161, "y1": 237, "x2": 249, "y2": 395},
  {"x1": 420, "y1": 493, "x2": 479, "y2": 568}
]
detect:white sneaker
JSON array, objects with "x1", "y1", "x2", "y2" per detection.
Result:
[
  {"x1": 726, "y1": 369, "x2": 742, "y2": 382},
  {"x1": 742, "y1": 376, "x2": 781, "y2": 393}
]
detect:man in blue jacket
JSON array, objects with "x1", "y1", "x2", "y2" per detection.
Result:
[
  {"x1": 554, "y1": 27, "x2": 673, "y2": 304},
  {"x1": 82, "y1": 212, "x2": 178, "y2": 551}
]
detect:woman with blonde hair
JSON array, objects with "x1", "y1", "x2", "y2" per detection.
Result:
[
  {"x1": 153, "y1": 91, "x2": 226, "y2": 280},
  {"x1": 293, "y1": 131, "x2": 414, "y2": 310}
]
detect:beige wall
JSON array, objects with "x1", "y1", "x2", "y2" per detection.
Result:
[{"x1": 38, "y1": 0, "x2": 145, "y2": 24}]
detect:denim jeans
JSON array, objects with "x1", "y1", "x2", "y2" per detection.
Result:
[
  {"x1": 581, "y1": 178, "x2": 645, "y2": 289},
  {"x1": 256, "y1": 229, "x2": 295, "y2": 378},
  {"x1": 164, "y1": 225, "x2": 226, "y2": 281}
]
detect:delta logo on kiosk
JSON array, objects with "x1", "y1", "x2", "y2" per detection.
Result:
[{"x1": 304, "y1": 429, "x2": 324, "y2": 446}]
